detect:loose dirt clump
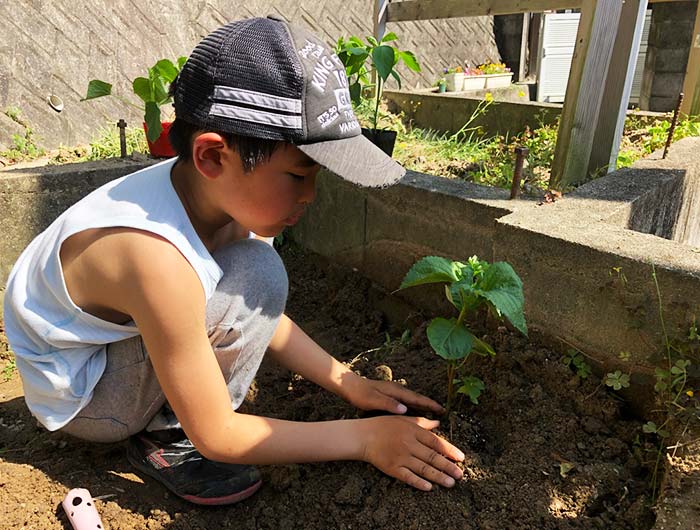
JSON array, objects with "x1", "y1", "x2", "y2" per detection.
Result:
[{"x1": 0, "y1": 244, "x2": 657, "y2": 529}]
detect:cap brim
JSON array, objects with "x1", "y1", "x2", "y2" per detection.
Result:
[{"x1": 297, "y1": 134, "x2": 405, "y2": 188}]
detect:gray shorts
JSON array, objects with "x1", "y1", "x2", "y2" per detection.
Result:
[{"x1": 60, "y1": 238, "x2": 288, "y2": 443}]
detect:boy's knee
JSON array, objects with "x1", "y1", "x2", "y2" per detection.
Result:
[{"x1": 212, "y1": 239, "x2": 288, "y2": 317}]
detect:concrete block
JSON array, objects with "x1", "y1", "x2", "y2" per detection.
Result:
[
  {"x1": 649, "y1": 96, "x2": 680, "y2": 113},
  {"x1": 654, "y1": 48, "x2": 691, "y2": 73},
  {"x1": 0, "y1": 157, "x2": 155, "y2": 284},
  {"x1": 651, "y1": 73, "x2": 686, "y2": 99}
]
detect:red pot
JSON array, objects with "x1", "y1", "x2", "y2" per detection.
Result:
[{"x1": 143, "y1": 121, "x2": 176, "y2": 158}]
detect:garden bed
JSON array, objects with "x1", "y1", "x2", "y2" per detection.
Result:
[{"x1": 0, "y1": 244, "x2": 660, "y2": 529}]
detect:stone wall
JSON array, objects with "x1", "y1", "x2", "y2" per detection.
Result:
[
  {"x1": 640, "y1": 1, "x2": 697, "y2": 112},
  {"x1": 0, "y1": 0, "x2": 499, "y2": 151}
]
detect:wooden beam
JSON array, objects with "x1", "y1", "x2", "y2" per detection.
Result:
[
  {"x1": 374, "y1": 0, "x2": 389, "y2": 40},
  {"x1": 680, "y1": 0, "x2": 700, "y2": 116},
  {"x1": 386, "y1": 0, "x2": 582, "y2": 22},
  {"x1": 588, "y1": 0, "x2": 650, "y2": 177},
  {"x1": 550, "y1": 0, "x2": 624, "y2": 189},
  {"x1": 385, "y1": 0, "x2": 684, "y2": 24}
]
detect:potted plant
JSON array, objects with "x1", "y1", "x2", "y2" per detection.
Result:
[
  {"x1": 444, "y1": 66, "x2": 465, "y2": 92},
  {"x1": 479, "y1": 62, "x2": 513, "y2": 89},
  {"x1": 82, "y1": 56, "x2": 187, "y2": 157},
  {"x1": 462, "y1": 66, "x2": 486, "y2": 91},
  {"x1": 336, "y1": 33, "x2": 420, "y2": 156},
  {"x1": 434, "y1": 76, "x2": 447, "y2": 93}
]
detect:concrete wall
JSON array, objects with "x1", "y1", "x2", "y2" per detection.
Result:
[
  {"x1": 0, "y1": 157, "x2": 154, "y2": 287},
  {"x1": 2, "y1": 140, "x2": 700, "y2": 404},
  {"x1": 384, "y1": 89, "x2": 562, "y2": 137},
  {"x1": 640, "y1": 1, "x2": 697, "y2": 112},
  {"x1": 0, "y1": 0, "x2": 500, "y2": 152},
  {"x1": 289, "y1": 137, "x2": 700, "y2": 393}
]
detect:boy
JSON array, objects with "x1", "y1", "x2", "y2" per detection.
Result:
[{"x1": 3, "y1": 16, "x2": 464, "y2": 505}]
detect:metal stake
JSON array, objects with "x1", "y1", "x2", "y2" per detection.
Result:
[
  {"x1": 510, "y1": 146, "x2": 529, "y2": 200},
  {"x1": 663, "y1": 92, "x2": 684, "y2": 159},
  {"x1": 117, "y1": 119, "x2": 127, "y2": 158}
]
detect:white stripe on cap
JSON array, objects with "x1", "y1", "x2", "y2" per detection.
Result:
[
  {"x1": 213, "y1": 85, "x2": 302, "y2": 114},
  {"x1": 209, "y1": 103, "x2": 302, "y2": 129}
]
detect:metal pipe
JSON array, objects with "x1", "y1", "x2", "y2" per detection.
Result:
[
  {"x1": 511, "y1": 146, "x2": 529, "y2": 199},
  {"x1": 663, "y1": 92, "x2": 684, "y2": 160},
  {"x1": 117, "y1": 119, "x2": 127, "y2": 158}
]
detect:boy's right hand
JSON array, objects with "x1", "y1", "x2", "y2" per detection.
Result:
[{"x1": 360, "y1": 416, "x2": 465, "y2": 491}]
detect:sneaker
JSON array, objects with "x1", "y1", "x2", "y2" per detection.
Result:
[{"x1": 126, "y1": 429, "x2": 262, "y2": 505}]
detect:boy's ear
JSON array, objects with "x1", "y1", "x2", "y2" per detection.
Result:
[{"x1": 191, "y1": 132, "x2": 234, "y2": 180}]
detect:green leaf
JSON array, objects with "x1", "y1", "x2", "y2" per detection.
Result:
[
  {"x1": 380, "y1": 31, "x2": 398, "y2": 43},
  {"x1": 456, "y1": 375, "x2": 485, "y2": 404},
  {"x1": 400, "y1": 256, "x2": 461, "y2": 289},
  {"x1": 372, "y1": 45, "x2": 395, "y2": 82},
  {"x1": 449, "y1": 273, "x2": 478, "y2": 311},
  {"x1": 153, "y1": 59, "x2": 179, "y2": 84},
  {"x1": 390, "y1": 70, "x2": 402, "y2": 89},
  {"x1": 177, "y1": 56, "x2": 188, "y2": 71},
  {"x1": 427, "y1": 317, "x2": 473, "y2": 361},
  {"x1": 132, "y1": 77, "x2": 153, "y2": 104},
  {"x1": 366, "y1": 35, "x2": 379, "y2": 47},
  {"x1": 476, "y1": 262, "x2": 527, "y2": 336},
  {"x1": 559, "y1": 462, "x2": 575, "y2": 478},
  {"x1": 144, "y1": 101, "x2": 162, "y2": 142},
  {"x1": 348, "y1": 82, "x2": 362, "y2": 105},
  {"x1": 642, "y1": 421, "x2": 657, "y2": 433},
  {"x1": 83, "y1": 79, "x2": 112, "y2": 101},
  {"x1": 149, "y1": 67, "x2": 169, "y2": 105},
  {"x1": 399, "y1": 50, "x2": 421, "y2": 72}
]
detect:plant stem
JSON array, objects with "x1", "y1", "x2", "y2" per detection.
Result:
[
  {"x1": 446, "y1": 362, "x2": 455, "y2": 412},
  {"x1": 373, "y1": 76, "x2": 383, "y2": 131},
  {"x1": 651, "y1": 265, "x2": 671, "y2": 363}
]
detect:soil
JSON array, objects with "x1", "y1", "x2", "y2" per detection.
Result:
[{"x1": 0, "y1": 244, "x2": 658, "y2": 529}]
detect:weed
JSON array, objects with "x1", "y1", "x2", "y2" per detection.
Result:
[
  {"x1": 563, "y1": 349, "x2": 592, "y2": 379},
  {"x1": 2, "y1": 358, "x2": 16, "y2": 383},
  {"x1": 604, "y1": 370, "x2": 630, "y2": 390},
  {"x1": 0, "y1": 108, "x2": 45, "y2": 163},
  {"x1": 86, "y1": 123, "x2": 148, "y2": 160}
]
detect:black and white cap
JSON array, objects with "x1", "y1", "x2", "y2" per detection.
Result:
[{"x1": 174, "y1": 15, "x2": 405, "y2": 187}]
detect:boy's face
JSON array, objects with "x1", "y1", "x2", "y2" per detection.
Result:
[{"x1": 217, "y1": 142, "x2": 321, "y2": 238}]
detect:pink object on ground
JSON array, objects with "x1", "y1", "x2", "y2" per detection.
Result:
[{"x1": 62, "y1": 488, "x2": 105, "y2": 530}]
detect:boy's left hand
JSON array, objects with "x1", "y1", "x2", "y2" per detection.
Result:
[{"x1": 343, "y1": 375, "x2": 445, "y2": 415}]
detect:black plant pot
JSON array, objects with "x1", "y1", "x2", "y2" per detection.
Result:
[{"x1": 361, "y1": 128, "x2": 397, "y2": 157}]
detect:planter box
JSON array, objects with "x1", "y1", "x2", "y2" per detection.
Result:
[
  {"x1": 445, "y1": 72, "x2": 464, "y2": 92},
  {"x1": 484, "y1": 73, "x2": 513, "y2": 89},
  {"x1": 462, "y1": 75, "x2": 486, "y2": 91}
]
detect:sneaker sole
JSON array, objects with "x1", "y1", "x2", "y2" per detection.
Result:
[{"x1": 127, "y1": 450, "x2": 263, "y2": 506}]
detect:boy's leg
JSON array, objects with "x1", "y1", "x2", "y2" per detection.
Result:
[{"x1": 61, "y1": 239, "x2": 288, "y2": 504}]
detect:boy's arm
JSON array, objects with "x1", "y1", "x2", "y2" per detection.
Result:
[
  {"x1": 112, "y1": 231, "x2": 462, "y2": 491},
  {"x1": 267, "y1": 314, "x2": 445, "y2": 415}
]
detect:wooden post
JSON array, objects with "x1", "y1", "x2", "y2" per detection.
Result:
[
  {"x1": 680, "y1": 0, "x2": 700, "y2": 117},
  {"x1": 518, "y1": 13, "x2": 530, "y2": 82},
  {"x1": 588, "y1": 0, "x2": 649, "y2": 177},
  {"x1": 549, "y1": 0, "x2": 624, "y2": 189},
  {"x1": 374, "y1": 0, "x2": 389, "y2": 40}
]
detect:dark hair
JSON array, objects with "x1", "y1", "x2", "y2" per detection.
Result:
[{"x1": 168, "y1": 75, "x2": 282, "y2": 172}]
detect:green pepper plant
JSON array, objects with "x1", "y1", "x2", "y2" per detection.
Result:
[
  {"x1": 335, "y1": 33, "x2": 420, "y2": 131},
  {"x1": 399, "y1": 255, "x2": 527, "y2": 411},
  {"x1": 83, "y1": 56, "x2": 187, "y2": 143}
]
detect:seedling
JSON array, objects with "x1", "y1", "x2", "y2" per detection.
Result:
[
  {"x1": 399, "y1": 255, "x2": 527, "y2": 411},
  {"x1": 604, "y1": 370, "x2": 630, "y2": 391},
  {"x1": 563, "y1": 350, "x2": 591, "y2": 379}
]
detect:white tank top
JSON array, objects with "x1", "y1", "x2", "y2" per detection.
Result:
[{"x1": 3, "y1": 158, "x2": 224, "y2": 431}]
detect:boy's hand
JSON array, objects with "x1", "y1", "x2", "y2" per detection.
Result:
[
  {"x1": 343, "y1": 375, "x2": 445, "y2": 415},
  {"x1": 360, "y1": 416, "x2": 464, "y2": 491}
]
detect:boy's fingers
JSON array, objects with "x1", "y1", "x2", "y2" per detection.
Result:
[
  {"x1": 414, "y1": 444, "x2": 464, "y2": 481},
  {"x1": 394, "y1": 467, "x2": 432, "y2": 491},
  {"x1": 404, "y1": 416, "x2": 441, "y2": 431},
  {"x1": 377, "y1": 393, "x2": 407, "y2": 414},
  {"x1": 418, "y1": 429, "x2": 465, "y2": 462},
  {"x1": 406, "y1": 456, "x2": 456, "y2": 488},
  {"x1": 386, "y1": 384, "x2": 445, "y2": 413}
]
